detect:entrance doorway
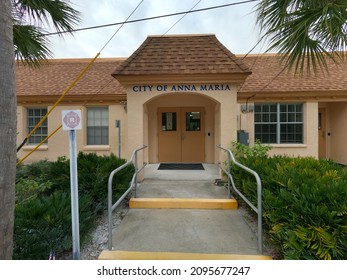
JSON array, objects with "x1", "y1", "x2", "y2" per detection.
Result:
[
  {"x1": 318, "y1": 108, "x2": 327, "y2": 158},
  {"x1": 158, "y1": 107, "x2": 205, "y2": 162}
]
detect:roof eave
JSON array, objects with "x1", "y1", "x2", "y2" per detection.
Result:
[
  {"x1": 17, "y1": 94, "x2": 127, "y2": 104},
  {"x1": 112, "y1": 73, "x2": 251, "y2": 86},
  {"x1": 237, "y1": 90, "x2": 347, "y2": 102}
]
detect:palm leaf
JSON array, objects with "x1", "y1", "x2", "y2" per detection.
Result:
[
  {"x1": 11, "y1": 0, "x2": 80, "y2": 66},
  {"x1": 12, "y1": 0, "x2": 80, "y2": 33},
  {"x1": 256, "y1": 0, "x2": 347, "y2": 76},
  {"x1": 13, "y1": 23, "x2": 51, "y2": 67}
]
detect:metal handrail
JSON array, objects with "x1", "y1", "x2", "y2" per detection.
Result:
[
  {"x1": 217, "y1": 145, "x2": 263, "y2": 254},
  {"x1": 107, "y1": 145, "x2": 147, "y2": 250}
]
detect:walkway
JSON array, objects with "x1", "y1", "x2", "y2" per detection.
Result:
[{"x1": 99, "y1": 164, "x2": 272, "y2": 260}]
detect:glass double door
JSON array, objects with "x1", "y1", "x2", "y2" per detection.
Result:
[{"x1": 158, "y1": 107, "x2": 205, "y2": 163}]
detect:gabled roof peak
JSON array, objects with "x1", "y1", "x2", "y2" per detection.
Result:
[{"x1": 112, "y1": 34, "x2": 251, "y2": 78}]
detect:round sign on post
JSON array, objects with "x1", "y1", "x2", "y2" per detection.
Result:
[
  {"x1": 62, "y1": 110, "x2": 82, "y2": 130},
  {"x1": 62, "y1": 110, "x2": 82, "y2": 259}
]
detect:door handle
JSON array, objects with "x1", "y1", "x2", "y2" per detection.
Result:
[{"x1": 181, "y1": 134, "x2": 185, "y2": 141}]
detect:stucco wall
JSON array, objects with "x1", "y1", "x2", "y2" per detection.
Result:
[
  {"x1": 126, "y1": 83, "x2": 238, "y2": 164},
  {"x1": 16, "y1": 104, "x2": 128, "y2": 164},
  {"x1": 17, "y1": 100, "x2": 325, "y2": 164},
  {"x1": 329, "y1": 102, "x2": 347, "y2": 165}
]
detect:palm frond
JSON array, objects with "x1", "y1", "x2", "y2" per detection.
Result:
[
  {"x1": 11, "y1": 0, "x2": 80, "y2": 66},
  {"x1": 13, "y1": 23, "x2": 52, "y2": 68},
  {"x1": 12, "y1": 0, "x2": 80, "y2": 33},
  {"x1": 256, "y1": 0, "x2": 347, "y2": 76}
]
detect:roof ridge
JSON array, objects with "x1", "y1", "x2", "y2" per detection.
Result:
[
  {"x1": 148, "y1": 33, "x2": 215, "y2": 38},
  {"x1": 112, "y1": 36, "x2": 153, "y2": 76},
  {"x1": 208, "y1": 35, "x2": 251, "y2": 74}
]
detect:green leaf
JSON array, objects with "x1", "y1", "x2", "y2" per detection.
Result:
[
  {"x1": 256, "y1": 0, "x2": 347, "y2": 76},
  {"x1": 12, "y1": 0, "x2": 80, "y2": 67}
]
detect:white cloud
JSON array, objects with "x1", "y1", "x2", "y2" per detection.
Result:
[{"x1": 46, "y1": 0, "x2": 267, "y2": 58}]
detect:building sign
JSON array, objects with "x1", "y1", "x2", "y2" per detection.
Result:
[{"x1": 131, "y1": 84, "x2": 232, "y2": 93}]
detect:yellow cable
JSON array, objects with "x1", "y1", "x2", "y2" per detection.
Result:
[
  {"x1": 17, "y1": 1, "x2": 144, "y2": 161},
  {"x1": 23, "y1": 52, "x2": 100, "y2": 141},
  {"x1": 16, "y1": 100, "x2": 103, "y2": 165},
  {"x1": 17, "y1": 125, "x2": 62, "y2": 166}
]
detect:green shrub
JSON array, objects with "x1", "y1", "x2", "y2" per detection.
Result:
[
  {"x1": 75, "y1": 152, "x2": 134, "y2": 211},
  {"x1": 13, "y1": 191, "x2": 95, "y2": 260},
  {"x1": 232, "y1": 140, "x2": 271, "y2": 159},
  {"x1": 15, "y1": 178, "x2": 52, "y2": 204},
  {"x1": 16, "y1": 153, "x2": 134, "y2": 212},
  {"x1": 14, "y1": 153, "x2": 134, "y2": 259},
  {"x1": 230, "y1": 142, "x2": 347, "y2": 260}
]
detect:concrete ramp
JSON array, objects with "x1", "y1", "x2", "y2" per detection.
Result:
[
  {"x1": 98, "y1": 164, "x2": 272, "y2": 260},
  {"x1": 106, "y1": 208, "x2": 264, "y2": 257}
]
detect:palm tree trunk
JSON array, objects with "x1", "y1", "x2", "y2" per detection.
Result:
[{"x1": 0, "y1": 0, "x2": 17, "y2": 260}]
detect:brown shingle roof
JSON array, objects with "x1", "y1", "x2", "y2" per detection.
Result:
[
  {"x1": 112, "y1": 34, "x2": 251, "y2": 76},
  {"x1": 15, "y1": 35, "x2": 347, "y2": 102},
  {"x1": 240, "y1": 54, "x2": 347, "y2": 96},
  {"x1": 16, "y1": 58, "x2": 127, "y2": 101}
]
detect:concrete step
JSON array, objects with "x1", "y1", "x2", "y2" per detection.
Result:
[
  {"x1": 99, "y1": 250, "x2": 272, "y2": 260},
  {"x1": 129, "y1": 197, "x2": 238, "y2": 210},
  {"x1": 136, "y1": 179, "x2": 229, "y2": 199}
]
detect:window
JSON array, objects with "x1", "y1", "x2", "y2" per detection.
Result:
[
  {"x1": 254, "y1": 103, "x2": 304, "y2": 144},
  {"x1": 27, "y1": 108, "x2": 48, "y2": 144},
  {"x1": 161, "y1": 112, "x2": 177, "y2": 131},
  {"x1": 185, "y1": 112, "x2": 201, "y2": 131},
  {"x1": 87, "y1": 107, "x2": 109, "y2": 145}
]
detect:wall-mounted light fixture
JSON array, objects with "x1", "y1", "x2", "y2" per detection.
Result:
[
  {"x1": 120, "y1": 101, "x2": 127, "y2": 112},
  {"x1": 241, "y1": 104, "x2": 254, "y2": 113}
]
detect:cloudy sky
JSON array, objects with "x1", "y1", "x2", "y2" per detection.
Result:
[{"x1": 46, "y1": 0, "x2": 267, "y2": 59}]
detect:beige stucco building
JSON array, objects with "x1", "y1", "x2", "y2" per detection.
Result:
[{"x1": 16, "y1": 34, "x2": 347, "y2": 165}]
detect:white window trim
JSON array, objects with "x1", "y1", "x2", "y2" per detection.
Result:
[
  {"x1": 86, "y1": 107, "x2": 109, "y2": 146},
  {"x1": 22, "y1": 145, "x2": 49, "y2": 151},
  {"x1": 26, "y1": 107, "x2": 48, "y2": 145},
  {"x1": 83, "y1": 145, "x2": 110, "y2": 151},
  {"x1": 254, "y1": 103, "x2": 304, "y2": 144}
]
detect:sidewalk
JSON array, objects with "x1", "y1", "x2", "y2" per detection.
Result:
[{"x1": 99, "y1": 164, "x2": 271, "y2": 260}]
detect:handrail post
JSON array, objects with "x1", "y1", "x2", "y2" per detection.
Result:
[
  {"x1": 257, "y1": 176, "x2": 263, "y2": 254},
  {"x1": 134, "y1": 151, "x2": 138, "y2": 198},
  {"x1": 107, "y1": 145, "x2": 147, "y2": 251},
  {"x1": 108, "y1": 171, "x2": 113, "y2": 250},
  {"x1": 216, "y1": 144, "x2": 263, "y2": 254},
  {"x1": 227, "y1": 151, "x2": 231, "y2": 199}
]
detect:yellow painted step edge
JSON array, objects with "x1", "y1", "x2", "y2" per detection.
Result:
[
  {"x1": 98, "y1": 250, "x2": 272, "y2": 260},
  {"x1": 129, "y1": 198, "x2": 238, "y2": 210}
]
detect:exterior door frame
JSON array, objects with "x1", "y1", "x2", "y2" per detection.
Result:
[
  {"x1": 158, "y1": 107, "x2": 205, "y2": 162},
  {"x1": 318, "y1": 107, "x2": 327, "y2": 158}
]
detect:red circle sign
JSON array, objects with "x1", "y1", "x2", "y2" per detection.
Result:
[{"x1": 63, "y1": 111, "x2": 81, "y2": 129}]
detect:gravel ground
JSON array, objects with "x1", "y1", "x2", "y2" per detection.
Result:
[
  {"x1": 56, "y1": 198, "x2": 130, "y2": 260},
  {"x1": 80, "y1": 199, "x2": 130, "y2": 260}
]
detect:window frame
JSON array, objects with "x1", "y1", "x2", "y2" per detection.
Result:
[
  {"x1": 254, "y1": 103, "x2": 304, "y2": 144},
  {"x1": 86, "y1": 107, "x2": 109, "y2": 145},
  {"x1": 26, "y1": 107, "x2": 48, "y2": 145}
]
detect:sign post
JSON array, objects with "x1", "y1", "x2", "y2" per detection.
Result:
[{"x1": 62, "y1": 110, "x2": 82, "y2": 260}]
